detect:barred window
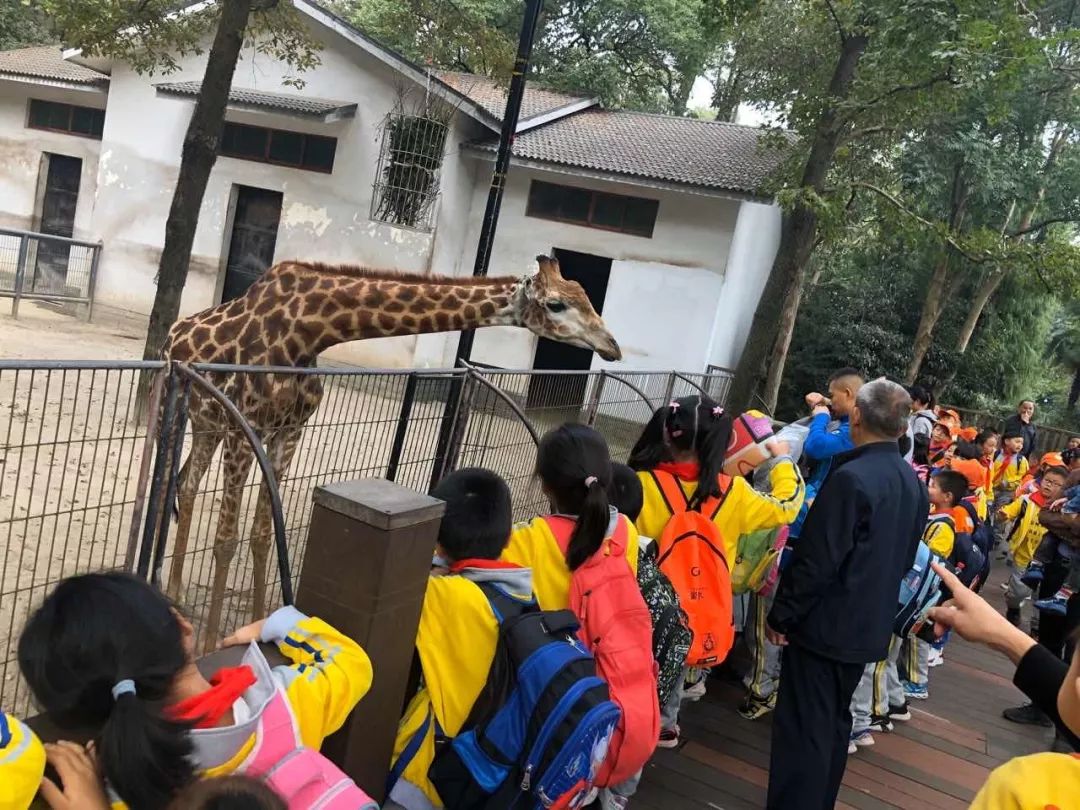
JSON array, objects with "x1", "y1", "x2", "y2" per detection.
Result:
[
  {"x1": 526, "y1": 180, "x2": 659, "y2": 238},
  {"x1": 27, "y1": 99, "x2": 105, "y2": 139},
  {"x1": 371, "y1": 113, "x2": 449, "y2": 231}
]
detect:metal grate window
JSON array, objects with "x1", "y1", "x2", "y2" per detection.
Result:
[{"x1": 371, "y1": 113, "x2": 449, "y2": 232}]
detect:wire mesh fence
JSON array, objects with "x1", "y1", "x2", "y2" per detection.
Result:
[
  {"x1": 0, "y1": 361, "x2": 160, "y2": 714},
  {"x1": 0, "y1": 360, "x2": 734, "y2": 707},
  {"x1": 0, "y1": 228, "x2": 102, "y2": 320}
]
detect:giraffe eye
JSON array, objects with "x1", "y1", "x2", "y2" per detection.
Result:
[{"x1": 545, "y1": 300, "x2": 567, "y2": 313}]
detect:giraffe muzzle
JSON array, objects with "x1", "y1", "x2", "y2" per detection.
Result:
[{"x1": 595, "y1": 335, "x2": 622, "y2": 362}]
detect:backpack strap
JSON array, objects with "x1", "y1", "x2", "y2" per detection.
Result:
[
  {"x1": 385, "y1": 705, "x2": 433, "y2": 797},
  {"x1": 541, "y1": 514, "x2": 630, "y2": 561},
  {"x1": 650, "y1": 470, "x2": 690, "y2": 516},
  {"x1": 474, "y1": 580, "x2": 536, "y2": 623}
]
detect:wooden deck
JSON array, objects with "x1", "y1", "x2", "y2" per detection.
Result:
[{"x1": 633, "y1": 571, "x2": 1054, "y2": 809}]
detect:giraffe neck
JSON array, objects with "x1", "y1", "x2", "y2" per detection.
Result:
[{"x1": 263, "y1": 264, "x2": 526, "y2": 363}]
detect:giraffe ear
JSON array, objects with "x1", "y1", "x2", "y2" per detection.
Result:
[{"x1": 535, "y1": 254, "x2": 561, "y2": 283}]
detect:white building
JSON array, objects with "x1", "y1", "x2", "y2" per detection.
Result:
[{"x1": 0, "y1": 0, "x2": 784, "y2": 373}]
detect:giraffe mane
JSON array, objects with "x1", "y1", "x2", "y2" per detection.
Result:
[{"x1": 280, "y1": 261, "x2": 523, "y2": 286}]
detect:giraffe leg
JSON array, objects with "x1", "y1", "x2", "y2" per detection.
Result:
[
  {"x1": 166, "y1": 429, "x2": 221, "y2": 602},
  {"x1": 203, "y1": 432, "x2": 253, "y2": 653},
  {"x1": 246, "y1": 427, "x2": 301, "y2": 622}
]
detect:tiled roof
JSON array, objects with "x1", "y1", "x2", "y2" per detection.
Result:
[
  {"x1": 471, "y1": 109, "x2": 790, "y2": 194},
  {"x1": 0, "y1": 45, "x2": 107, "y2": 85},
  {"x1": 433, "y1": 70, "x2": 594, "y2": 123},
  {"x1": 155, "y1": 81, "x2": 357, "y2": 120}
]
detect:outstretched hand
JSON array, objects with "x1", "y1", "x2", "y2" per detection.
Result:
[
  {"x1": 222, "y1": 618, "x2": 267, "y2": 648},
  {"x1": 39, "y1": 741, "x2": 109, "y2": 810},
  {"x1": 765, "y1": 439, "x2": 791, "y2": 458},
  {"x1": 925, "y1": 563, "x2": 1036, "y2": 665}
]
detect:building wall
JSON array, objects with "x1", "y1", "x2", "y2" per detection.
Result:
[
  {"x1": 87, "y1": 20, "x2": 487, "y2": 367},
  {"x1": 441, "y1": 164, "x2": 746, "y2": 373},
  {"x1": 0, "y1": 80, "x2": 105, "y2": 237}
]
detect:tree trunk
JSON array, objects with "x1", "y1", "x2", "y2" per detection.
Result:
[
  {"x1": 954, "y1": 270, "x2": 1006, "y2": 354},
  {"x1": 903, "y1": 252, "x2": 950, "y2": 384},
  {"x1": 727, "y1": 33, "x2": 870, "y2": 413},
  {"x1": 1069, "y1": 366, "x2": 1080, "y2": 412},
  {"x1": 761, "y1": 262, "x2": 807, "y2": 411},
  {"x1": 141, "y1": 0, "x2": 256, "y2": 367}
]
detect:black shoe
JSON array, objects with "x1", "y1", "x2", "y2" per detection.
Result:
[
  {"x1": 1006, "y1": 608, "x2": 1021, "y2": 627},
  {"x1": 1002, "y1": 703, "x2": 1053, "y2": 727},
  {"x1": 887, "y1": 702, "x2": 911, "y2": 721}
]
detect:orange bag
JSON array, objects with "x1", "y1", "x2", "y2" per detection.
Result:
[{"x1": 650, "y1": 471, "x2": 735, "y2": 667}]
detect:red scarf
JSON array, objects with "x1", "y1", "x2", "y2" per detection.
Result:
[
  {"x1": 1030, "y1": 490, "x2": 1049, "y2": 509},
  {"x1": 449, "y1": 558, "x2": 523, "y2": 573},
  {"x1": 166, "y1": 665, "x2": 257, "y2": 729},
  {"x1": 656, "y1": 461, "x2": 700, "y2": 481}
]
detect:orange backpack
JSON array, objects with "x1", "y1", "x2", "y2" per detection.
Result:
[
  {"x1": 649, "y1": 471, "x2": 735, "y2": 667},
  {"x1": 543, "y1": 515, "x2": 659, "y2": 787}
]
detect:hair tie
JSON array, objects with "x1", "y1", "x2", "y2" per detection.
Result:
[
  {"x1": 712, "y1": 406, "x2": 724, "y2": 418},
  {"x1": 584, "y1": 475, "x2": 598, "y2": 489},
  {"x1": 111, "y1": 679, "x2": 136, "y2": 701}
]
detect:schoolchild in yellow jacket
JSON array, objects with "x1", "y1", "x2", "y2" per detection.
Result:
[
  {"x1": 0, "y1": 712, "x2": 45, "y2": 810},
  {"x1": 388, "y1": 469, "x2": 529, "y2": 810},
  {"x1": 17, "y1": 572, "x2": 373, "y2": 810}
]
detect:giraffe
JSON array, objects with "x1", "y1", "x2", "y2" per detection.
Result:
[{"x1": 161, "y1": 254, "x2": 620, "y2": 648}]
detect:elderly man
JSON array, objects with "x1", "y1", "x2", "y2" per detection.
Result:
[{"x1": 765, "y1": 380, "x2": 928, "y2": 810}]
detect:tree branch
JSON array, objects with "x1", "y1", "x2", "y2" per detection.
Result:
[
  {"x1": 823, "y1": 0, "x2": 847, "y2": 45},
  {"x1": 1009, "y1": 215, "x2": 1080, "y2": 238},
  {"x1": 852, "y1": 182, "x2": 989, "y2": 263},
  {"x1": 852, "y1": 71, "x2": 954, "y2": 112}
]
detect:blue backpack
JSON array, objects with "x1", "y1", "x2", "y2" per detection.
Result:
[
  {"x1": 895, "y1": 542, "x2": 947, "y2": 639},
  {"x1": 957, "y1": 500, "x2": 992, "y2": 591},
  {"x1": 428, "y1": 583, "x2": 621, "y2": 810}
]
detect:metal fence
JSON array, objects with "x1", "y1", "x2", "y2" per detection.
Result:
[
  {"x1": 0, "y1": 227, "x2": 102, "y2": 320},
  {"x1": 0, "y1": 359, "x2": 734, "y2": 710}
]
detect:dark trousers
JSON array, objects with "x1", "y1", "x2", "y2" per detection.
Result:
[
  {"x1": 1037, "y1": 554, "x2": 1080, "y2": 661},
  {"x1": 767, "y1": 643, "x2": 864, "y2": 810}
]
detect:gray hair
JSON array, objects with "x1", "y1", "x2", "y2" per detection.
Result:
[{"x1": 855, "y1": 379, "x2": 912, "y2": 439}]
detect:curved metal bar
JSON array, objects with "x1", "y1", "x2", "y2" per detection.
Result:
[
  {"x1": 672, "y1": 372, "x2": 709, "y2": 397},
  {"x1": 603, "y1": 372, "x2": 657, "y2": 412},
  {"x1": 173, "y1": 363, "x2": 294, "y2": 605},
  {"x1": 462, "y1": 367, "x2": 541, "y2": 447}
]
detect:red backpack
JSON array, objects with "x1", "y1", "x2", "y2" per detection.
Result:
[
  {"x1": 650, "y1": 470, "x2": 735, "y2": 667},
  {"x1": 543, "y1": 515, "x2": 660, "y2": 787}
]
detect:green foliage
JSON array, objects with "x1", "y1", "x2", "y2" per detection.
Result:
[
  {"x1": 0, "y1": 1, "x2": 55, "y2": 49},
  {"x1": 37, "y1": 0, "x2": 319, "y2": 80},
  {"x1": 342, "y1": 0, "x2": 745, "y2": 112}
]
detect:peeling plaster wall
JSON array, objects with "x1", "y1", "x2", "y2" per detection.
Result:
[
  {"x1": 0, "y1": 80, "x2": 104, "y2": 237},
  {"x1": 88, "y1": 21, "x2": 487, "y2": 370}
]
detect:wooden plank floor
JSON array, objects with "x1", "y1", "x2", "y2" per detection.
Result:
[{"x1": 633, "y1": 565, "x2": 1055, "y2": 809}]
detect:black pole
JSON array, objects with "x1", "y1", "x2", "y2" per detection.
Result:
[{"x1": 453, "y1": 0, "x2": 545, "y2": 366}]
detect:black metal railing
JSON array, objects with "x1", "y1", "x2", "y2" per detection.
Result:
[{"x1": 0, "y1": 228, "x2": 103, "y2": 320}]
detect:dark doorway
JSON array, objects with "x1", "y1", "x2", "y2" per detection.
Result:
[
  {"x1": 33, "y1": 154, "x2": 82, "y2": 292},
  {"x1": 221, "y1": 185, "x2": 283, "y2": 302},
  {"x1": 527, "y1": 248, "x2": 613, "y2": 410}
]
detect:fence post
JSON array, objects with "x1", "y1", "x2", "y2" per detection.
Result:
[
  {"x1": 428, "y1": 370, "x2": 473, "y2": 492},
  {"x1": 86, "y1": 241, "x2": 102, "y2": 322},
  {"x1": 586, "y1": 371, "x2": 606, "y2": 426},
  {"x1": 662, "y1": 372, "x2": 676, "y2": 407},
  {"x1": 295, "y1": 478, "x2": 444, "y2": 802},
  {"x1": 385, "y1": 373, "x2": 418, "y2": 482},
  {"x1": 11, "y1": 233, "x2": 28, "y2": 318}
]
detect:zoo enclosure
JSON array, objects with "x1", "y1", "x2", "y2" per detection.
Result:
[
  {"x1": 0, "y1": 359, "x2": 733, "y2": 712},
  {"x1": 0, "y1": 227, "x2": 102, "y2": 320}
]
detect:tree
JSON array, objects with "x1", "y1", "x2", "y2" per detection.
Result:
[
  {"x1": 344, "y1": 0, "x2": 744, "y2": 112},
  {"x1": 1047, "y1": 301, "x2": 1080, "y2": 414},
  {"x1": 0, "y1": 1, "x2": 54, "y2": 49},
  {"x1": 40, "y1": 0, "x2": 318, "y2": 379},
  {"x1": 725, "y1": 0, "x2": 1041, "y2": 413}
]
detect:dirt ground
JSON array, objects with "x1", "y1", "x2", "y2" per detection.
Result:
[{"x1": 0, "y1": 302, "x2": 554, "y2": 713}]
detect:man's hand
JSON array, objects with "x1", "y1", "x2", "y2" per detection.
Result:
[
  {"x1": 1051, "y1": 497, "x2": 1067, "y2": 512},
  {"x1": 805, "y1": 392, "x2": 826, "y2": 408},
  {"x1": 764, "y1": 439, "x2": 791, "y2": 458},
  {"x1": 765, "y1": 623, "x2": 788, "y2": 647},
  {"x1": 812, "y1": 404, "x2": 830, "y2": 418},
  {"x1": 39, "y1": 742, "x2": 109, "y2": 810}
]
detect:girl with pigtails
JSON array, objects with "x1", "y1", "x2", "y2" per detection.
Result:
[{"x1": 628, "y1": 396, "x2": 805, "y2": 745}]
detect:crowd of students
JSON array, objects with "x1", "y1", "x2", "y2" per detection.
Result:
[{"x1": 1, "y1": 378, "x2": 1078, "y2": 810}]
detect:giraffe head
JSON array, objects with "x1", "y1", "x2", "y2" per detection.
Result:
[{"x1": 518, "y1": 255, "x2": 622, "y2": 361}]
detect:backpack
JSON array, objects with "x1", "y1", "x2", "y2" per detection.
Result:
[
  {"x1": 636, "y1": 541, "x2": 693, "y2": 706},
  {"x1": 894, "y1": 541, "x2": 947, "y2": 639},
  {"x1": 730, "y1": 525, "x2": 789, "y2": 597},
  {"x1": 544, "y1": 516, "x2": 659, "y2": 787},
  {"x1": 242, "y1": 686, "x2": 378, "y2": 810},
  {"x1": 649, "y1": 471, "x2": 735, "y2": 668},
  {"x1": 426, "y1": 583, "x2": 620, "y2": 810},
  {"x1": 958, "y1": 499, "x2": 992, "y2": 591}
]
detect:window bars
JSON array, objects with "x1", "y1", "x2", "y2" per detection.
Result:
[{"x1": 371, "y1": 112, "x2": 449, "y2": 231}]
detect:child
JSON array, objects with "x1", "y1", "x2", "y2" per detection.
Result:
[
  {"x1": 627, "y1": 396, "x2": 804, "y2": 735},
  {"x1": 992, "y1": 430, "x2": 1030, "y2": 547},
  {"x1": 975, "y1": 429, "x2": 1000, "y2": 497},
  {"x1": 388, "y1": 468, "x2": 528, "y2": 810},
  {"x1": 1030, "y1": 474, "x2": 1080, "y2": 615},
  {"x1": 169, "y1": 776, "x2": 287, "y2": 809},
  {"x1": 1000, "y1": 466, "x2": 1070, "y2": 626},
  {"x1": 504, "y1": 424, "x2": 657, "y2": 808},
  {"x1": 928, "y1": 422, "x2": 955, "y2": 469},
  {"x1": 1017, "y1": 452, "x2": 1065, "y2": 498},
  {"x1": 17, "y1": 573, "x2": 375, "y2": 810}
]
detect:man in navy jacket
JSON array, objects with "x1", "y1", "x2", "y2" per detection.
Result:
[{"x1": 765, "y1": 379, "x2": 928, "y2": 810}]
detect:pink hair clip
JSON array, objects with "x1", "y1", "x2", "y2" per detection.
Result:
[
  {"x1": 712, "y1": 406, "x2": 724, "y2": 417},
  {"x1": 584, "y1": 475, "x2": 598, "y2": 489}
]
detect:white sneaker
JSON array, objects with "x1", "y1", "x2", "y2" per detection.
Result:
[
  {"x1": 683, "y1": 679, "x2": 707, "y2": 701},
  {"x1": 928, "y1": 648, "x2": 944, "y2": 668},
  {"x1": 847, "y1": 740, "x2": 857, "y2": 754}
]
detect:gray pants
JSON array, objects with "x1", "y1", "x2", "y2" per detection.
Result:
[
  {"x1": 661, "y1": 666, "x2": 688, "y2": 729},
  {"x1": 850, "y1": 636, "x2": 903, "y2": 733},
  {"x1": 1006, "y1": 559, "x2": 1032, "y2": 612},
  {"x1": 743, "y1": 591, "x2": 782, "y2": 701},
  {"x1": 993, "y1": 491, "x2": 1015, "y2": 546},
  {"x1": 899, "y1": 635, "x2": 929, "y2": 687}
]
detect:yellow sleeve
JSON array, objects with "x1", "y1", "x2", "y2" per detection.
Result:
[
  {"x1": 635, "y1": 471, "x2": 673, "y2": 541},
  {"x1": 924, "y1": 521, "x2": 955, "y2": 559},
  {"x1": 1000, "y1": 497, "x2": 1023, "y2": 521},
  {"x1": 970, "y1": 752, "x2": 1080, "y2": 810},
  {"x1": 262, "y1": 606, "x2": 374, "y2": 750},
  {"x1": 717, "y1": 460, "x2": 805, "y2": 541},
  {"x1": 0, "y1": 712, "x2": 46, "y2": 810}
]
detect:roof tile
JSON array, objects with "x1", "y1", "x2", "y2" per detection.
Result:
[
  {"x1": 155, "y1": 80, "x2": 356, "y2": 118},
  {"x1": 0, "y1": 45, "x2": 107, "y2": 85},
  {"x1": 433, "y1": 70, "x2": 591, "y2": 123}
]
